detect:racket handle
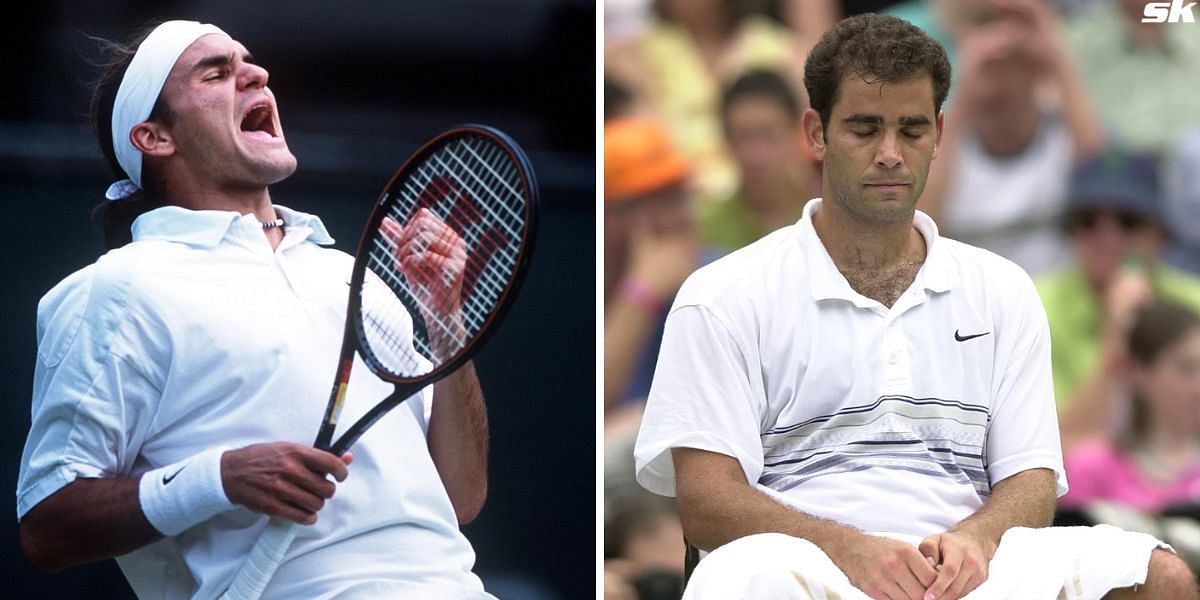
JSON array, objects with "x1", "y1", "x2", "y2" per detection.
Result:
[{"x1": 220, "y1": 517, "x2": 299, "y2": 600}]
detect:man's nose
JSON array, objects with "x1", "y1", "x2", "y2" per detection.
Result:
[
  {"x1": 238, "y1": 62, "x2": 269, "y2": 90},
  {"x1": 875, "y1": 130, "x2": 902, "y2": 169}
]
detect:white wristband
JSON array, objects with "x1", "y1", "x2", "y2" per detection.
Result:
[{"x1": 139, "y1": 446, "x2": 235, "y2": 536}]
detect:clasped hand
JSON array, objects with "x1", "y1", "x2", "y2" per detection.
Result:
[{"x1": 836, "y1": 530, "x2": 993, "y2": 600}]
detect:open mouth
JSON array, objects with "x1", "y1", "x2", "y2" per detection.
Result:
[{"x1": 240, "y1": 103, "x2": 278, "y2": 139}]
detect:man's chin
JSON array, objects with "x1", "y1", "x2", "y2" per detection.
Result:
[
  {"x1": 268, "y1": 159, "x2": 298, "y2": 185},
  {"x1": 855, "y1": 196, "x2": 918, "y2": 224},
  {"x1": 248, "y1": 152, "x2": 298, "y2": 185}
]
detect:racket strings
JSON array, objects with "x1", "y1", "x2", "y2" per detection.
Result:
[
  {"x1": 360, "y1": 134, "x2": 527, "y2": 378},
  {"x1": 388, "y1": 152, "x2": 515, "y2": 330},
  {"x1": 402, "y1": 165, "x2": 517, "y2": 308},
  {"x1": 411, "y1": 145, "x2": 523, "y2": 270},
  {"x1": 358, "y1": 275, "x2": 432, "y2": 376}
]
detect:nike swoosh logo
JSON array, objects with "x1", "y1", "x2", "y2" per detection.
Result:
[
  {"x1": 163, "y1": 467, "x2": 185, "y2": 485},
  {"x1": 955, "y1": 330, "x2": 990, "y2": 342}
]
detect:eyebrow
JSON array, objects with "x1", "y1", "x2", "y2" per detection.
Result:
[
  {"x1": 900, "y1": 115, "x2": 932, "y2": 127},
  {"x1": 191, "y1": 52, "x2": 256, "y2": 72},
  {"x1": 842, "y1": 114, "x2": 932, "y2": 127}
]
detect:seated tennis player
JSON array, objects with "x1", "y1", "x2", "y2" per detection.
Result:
[
  {"x1": 634, "y1": 14, "x2": 1197, "y2": 600},
  {"x1": 16, "y1": 20, "x2": 493, "y2": 599}
]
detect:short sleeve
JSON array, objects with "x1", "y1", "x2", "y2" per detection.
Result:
[
  {"x1": 634, "y1": 304, "x2": 766, "y2": 497},
  {"x1": 17, "y1": 261, "x2": 163, "y2": 520},
  {"x1": 986, "y1": 271, "x2": 1068, "y2": 497}
]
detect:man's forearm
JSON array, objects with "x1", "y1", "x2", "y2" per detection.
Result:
[
  {"x1": 681, "y1": 475, "x2": 866, "y2": 556},
  {"x1": 673, "y1": 448, "x2": 864, "y2": 554},
  {"x1": 948, "y1": 468, "x2": 1057, "y2": 552},
  {"x1": 427, "y1": 361, "x2": 488, "y2": 524},
  {"x1": 20, "y1": 478, "x2": 161, "y2": 571}
]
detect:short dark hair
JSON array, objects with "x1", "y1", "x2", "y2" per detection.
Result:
[
  {"x1": 803, "y1": 14, "x2": 951, "y2": 133},
  {"x1": 720, "y1": 68, "x2": 800, "y2": 129},
  {"x1": 87, "y1": 22, "x2": 175, "y2": 250}
]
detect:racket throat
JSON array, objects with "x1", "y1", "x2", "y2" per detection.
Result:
[
  {"x1": 314, "y1": 358, "x2": 355, "y2": 450},
  {"x1": 328, "y1": 386, "x2": 410, "y2": 455}
]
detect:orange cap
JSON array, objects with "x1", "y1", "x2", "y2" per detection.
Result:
[{"x1": 604, "y1": 117, "x2": 688, "y2": 204}]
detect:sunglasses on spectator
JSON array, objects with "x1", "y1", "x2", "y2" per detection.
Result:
[{"x1": 1067, "y1": 210, "x2": 1150, "y2": 233}]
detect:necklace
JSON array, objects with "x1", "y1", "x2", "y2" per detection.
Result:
[{"x1": 260, "y1": 218, "x2": 285, "y2": 230}]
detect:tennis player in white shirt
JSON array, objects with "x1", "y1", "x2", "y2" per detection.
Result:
[{"x1": 17, "y1": 20, "x2": 492, "y2": 599}]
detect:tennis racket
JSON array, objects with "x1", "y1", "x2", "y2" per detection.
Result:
[{"x1": 221, "y1": 124, "x2": 538, "y2": 599}]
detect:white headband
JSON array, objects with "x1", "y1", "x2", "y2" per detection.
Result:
[{"x1": 106, "y1": 20, "x2": 229, "y2": 201}]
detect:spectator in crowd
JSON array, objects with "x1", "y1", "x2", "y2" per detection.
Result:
[
  {"x1": 1064, "y1": 0, "x2": 1200, "y2": 152},
  {"x1": 1037, "y1": 149, "x2": 1200, "y2": 451},
  {"x1": 918, "y1": 0, "x2": 1104, "y2": 276},
  {"x1": 603, "y1": 117, "x2": 700, "y2": 425},
  {"x1": 1059, "y1": 300, "x2": 1200, "y2": 569},
  {"x1": 606, "y1": 0, "x2": 834, "y2": 204},
  {"x1": 699, "y1": 68, "x2": 820, "y2": 253},
  {"x1": 1061, "y1": 301, "x2": 1200, "y2": 513}
]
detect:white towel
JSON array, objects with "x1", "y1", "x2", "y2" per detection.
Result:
[{"x1": 683, "y1": 526, "x2": 1168, "y2": 600}]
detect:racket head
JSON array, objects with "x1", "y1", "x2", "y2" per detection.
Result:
[{"x1": 346, "y1": 124, "x2": 538, "y2": 385}]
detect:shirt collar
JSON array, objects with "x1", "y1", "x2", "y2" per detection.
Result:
[
  {"x1": 273, "y1": 205, "x2": 336, "y2": 246},
  {"x1": 912, "y1": 207, "x2": 958, "y2": 294},
  {"x1": 131, "y1": 204, "x2": 335, "y2": 248},
  {"x1": 799, "y1": 197, "x2": 959, "y2": 304}
]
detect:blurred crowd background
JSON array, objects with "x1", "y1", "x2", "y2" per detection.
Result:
[
  {"x1": 603, "y1": 1, "x2": 1200, "y2": 598},
  {"x1": 2, "y1": 1, "x2": 593, "y2": 598}
]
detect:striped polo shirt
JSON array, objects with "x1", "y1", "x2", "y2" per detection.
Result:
[{"x1": 635, "y1": 198, "x2": 1066, "y2": 538}]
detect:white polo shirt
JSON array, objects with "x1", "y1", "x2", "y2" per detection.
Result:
[
  {"x1": 18, "y1": 205, "x2": 491, "y2": 599},
  {"x1": 635, "y1": 198, "x2": 1066, "y2": 538}
]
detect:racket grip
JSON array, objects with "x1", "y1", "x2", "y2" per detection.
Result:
[{"x1": 220, "y1": 517, "x2": 299, "y2": 600}]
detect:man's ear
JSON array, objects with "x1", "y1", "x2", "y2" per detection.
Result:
[
  {"x1": 129, "y1": 121, "x2": 175, "y2": 158},
  {"x1": 801, "y1": 108, "x2": 826, "y2": 162}
]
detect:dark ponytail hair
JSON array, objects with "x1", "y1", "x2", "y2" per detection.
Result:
[{"x1": 88, "y1": 22, "x2": 174, "y2": 250}]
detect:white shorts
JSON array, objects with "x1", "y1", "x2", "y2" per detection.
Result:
[{"x1": 683, "y1": 526, "x2": 1168, "y2": 600}]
